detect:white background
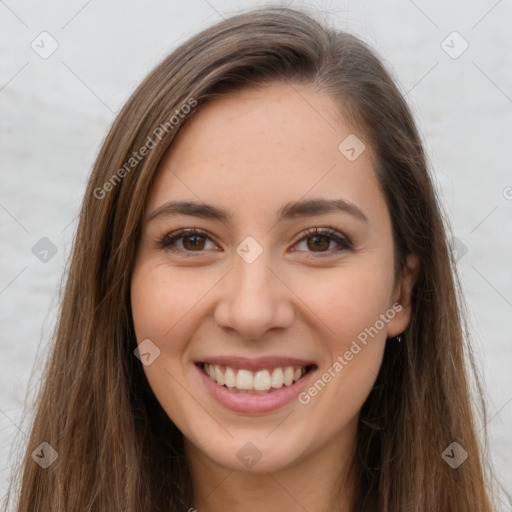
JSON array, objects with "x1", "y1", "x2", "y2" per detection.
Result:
[{"x1": 1, "y1": 0, "x2": 511, "y2": 508}]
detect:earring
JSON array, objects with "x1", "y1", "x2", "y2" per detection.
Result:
[{"x1": 396, "y1": 334, "x2": 402, "y2": 343}]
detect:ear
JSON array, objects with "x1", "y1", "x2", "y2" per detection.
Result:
[{"x1": 386, "y1": 253, "x2": 420, "y2": 338}]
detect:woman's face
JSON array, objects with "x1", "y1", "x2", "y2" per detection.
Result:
[{"x1": 131, "y1": 82, "x2": 414, "y2": 474}]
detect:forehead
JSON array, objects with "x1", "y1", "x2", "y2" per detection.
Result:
[{"x1": 147, "y1": 83, "x2": 386, "y2": 226}]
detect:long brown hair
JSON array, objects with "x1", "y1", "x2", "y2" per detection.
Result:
[{"x1": 4, "y1": 7, "x2": 497, "y2": 511}]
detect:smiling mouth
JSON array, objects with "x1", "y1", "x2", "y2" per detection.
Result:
[{"x1": 199, "y1": 362, "x2": 316, "y2": 394}]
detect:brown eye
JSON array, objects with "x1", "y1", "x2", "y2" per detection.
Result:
[
  {"x1": 160, "y1": 229, "x2": 217, "y2": 254},
  {"x1": 306, "y1": 234, "x2": 331, "y2": 252},
  {"x1": 182, "y1": 234, "x2": 206, "y2": 250},
  {"x1": 294, "y1": 227, "x2": 353, "y2": 256}
]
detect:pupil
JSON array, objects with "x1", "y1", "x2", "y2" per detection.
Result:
[
  {"x1": 185, "y1": 236, "x2": 204, "y2": 250},
  {"x1": 308, "y1": 235, "x2": 328, "y2": 251}
]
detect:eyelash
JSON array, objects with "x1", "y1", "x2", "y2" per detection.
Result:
[{"x1": 159, "y1": 227, "x2": 353, "y2": 257}]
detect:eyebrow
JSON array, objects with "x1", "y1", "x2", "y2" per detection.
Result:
[{"x1": 146, "y1": 198, "x2": 368, "y2": 224}]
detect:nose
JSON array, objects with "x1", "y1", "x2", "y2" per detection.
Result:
[{"x1": 213, "y1": 249, "x2": 295, "y2": 341}]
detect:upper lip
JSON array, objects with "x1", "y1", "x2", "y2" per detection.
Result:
[{"x1": 195, "y1": 356, "x2": 317, "y2": 371}]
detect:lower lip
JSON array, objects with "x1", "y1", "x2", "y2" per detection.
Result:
[{"x1": 196, "y1": 364, "x2": 317, "y2": 413}]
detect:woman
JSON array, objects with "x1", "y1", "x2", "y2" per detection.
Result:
[{"x1": 5, "y1": 6, "x2": 497, "y2": 511}]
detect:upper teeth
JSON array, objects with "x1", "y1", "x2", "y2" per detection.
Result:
[{"x1": 204, "y1": 363, "x2": 307, "y2": 393}]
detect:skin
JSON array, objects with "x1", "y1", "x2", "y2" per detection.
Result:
[{"x1": 131, "y1": 82, "x2": 418, "y2": 512}]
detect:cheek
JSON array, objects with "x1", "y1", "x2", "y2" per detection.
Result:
[
  {"x1": 130, "y1": 262, "x2": 206, "y2": 429},
  {"x1": 131, "y1": 261, "x2": 216, "y2": 343},
  {"x1": 291, "y1": 263, "x2": 392, "y2": 409},
  {"x1": 292, "y1": 262, "x2": 395, "y2": 344}
]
